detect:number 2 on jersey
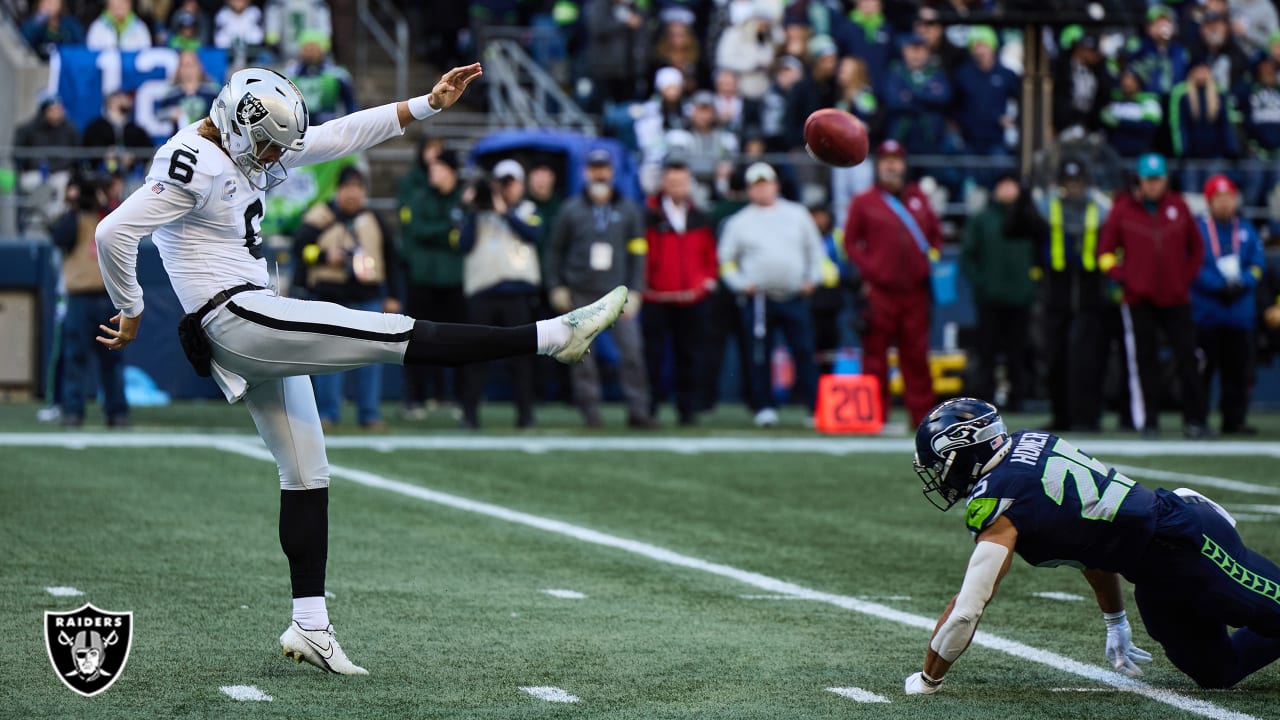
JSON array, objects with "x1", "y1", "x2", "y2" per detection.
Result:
[
  {"x1": 1039, "y1": 439, "x2": 1136, "y2": 522},
  {"x1": 243, "y1": 199, "x2": 264, "y2": 260}
]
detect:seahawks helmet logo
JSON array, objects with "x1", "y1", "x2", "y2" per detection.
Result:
[
  {"x1": 236, "y1": 93, "x2": 269, "y2": 126},
  {"x1": 930, "y1": 412, "x2": 1004, "y2": 455}
]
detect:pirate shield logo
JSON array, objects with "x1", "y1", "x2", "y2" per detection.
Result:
[{"x1": 44, "y1": 604, "x2": 133, "y2": 697}]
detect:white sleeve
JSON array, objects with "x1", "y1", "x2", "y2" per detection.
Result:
[
  {"x1": 283, "y1": 103, "x2": 404, "y2": 169},
  {"x1": 929, "y1": 541, "x2": 1010, "y2": 662},
  {"x1": 96, "y1": 182, "x2": 199, "y2": 317}
]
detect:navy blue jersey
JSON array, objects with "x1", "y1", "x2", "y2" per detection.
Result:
[{"x1": 964, "y1": 431, "x2": 1160, "y2": 575}]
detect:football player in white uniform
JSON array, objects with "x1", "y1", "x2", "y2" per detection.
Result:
[{"x1": 93, "y1": 64, "x2": 628, "y2": 675}]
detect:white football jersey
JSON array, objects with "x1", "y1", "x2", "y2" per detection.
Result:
[{"x1": 96, "y1": 102, "x2": 405, "y2": 316}]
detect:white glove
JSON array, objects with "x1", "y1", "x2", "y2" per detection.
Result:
[
  {"x1": 1104, "y1": 610, "x2": 1153, "y2": 677},
  {"x1": 904, "y1": 671, "x2": 944, "y2": 695}
]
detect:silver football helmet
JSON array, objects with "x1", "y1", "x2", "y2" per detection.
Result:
[{"x1": 210, "y1": 67, "x2": 308, "y2": 191}]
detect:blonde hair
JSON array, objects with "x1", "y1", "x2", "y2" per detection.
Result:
[
  {"x1": 197, "y1": 117, "x2": 222, "y2": 146},
  {"x1": 1186, "y1": 72, "x2": 1221, "y2": 121}
]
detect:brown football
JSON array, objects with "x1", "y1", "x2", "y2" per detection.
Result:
[{"x1": 803, "y1": 108, "x2": 869, "y2": 168}]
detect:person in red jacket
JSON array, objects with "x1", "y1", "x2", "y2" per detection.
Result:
[
  {"x1": 1098, "y1": 153, "x2": 1209, "y2": 439},
  {"x1": 843, "y1": 140, "x2": 941, "y2": 426},
  {"x1": 642, "y1": 154, "x2": 720, "y2": 425}
]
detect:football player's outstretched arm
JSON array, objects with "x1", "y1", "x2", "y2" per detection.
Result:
[
  {"x1": 285, "y1": 64, "x2": 483, "y2": 169},
  {"x1": 1082, "y1": 568, "x2": 1152, "y2": 677},
  {"x1": 905, "y1": 516, "x2": 1017, "y2": 695},
  {"x1": 94, "y1": 180, "x2": 200, "y2": 350}
]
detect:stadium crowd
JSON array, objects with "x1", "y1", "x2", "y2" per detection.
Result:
[{"x1": 9, "y1": 0, "x2": 1280, "y2": 435}]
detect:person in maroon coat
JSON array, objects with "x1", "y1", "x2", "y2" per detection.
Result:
[
  {"x1": 843, "y1": 140, "x2": 941, "y2": 426},
  {"x1": 1098, "y1": 153, "x2": 1209, "y2": 439},
  {"x1": 642, "y1": 155, "x2": 720, "y2": 426}
]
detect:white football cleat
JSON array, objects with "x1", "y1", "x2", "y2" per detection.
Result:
[
  {"x1": 552, "y1": 285, "x2": 629, "y2": 364},
  {"x1": 279, "y1": 621, "x2": 368, "y2": 675},
  {"x1": 753, "y1": 408, "x2": 779, "y2": 428}
]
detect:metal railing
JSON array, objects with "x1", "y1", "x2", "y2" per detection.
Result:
[
  {"x1": 483, "y1": 39, "x2": 596, "y2": 135},
  {"x1": 355, "y1": 0, "x2": 409, "y2": 101}
]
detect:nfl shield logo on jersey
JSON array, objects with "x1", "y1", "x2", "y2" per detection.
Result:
[{"x1": 44, "y1": 604, "x2": 133, "y2": 697}]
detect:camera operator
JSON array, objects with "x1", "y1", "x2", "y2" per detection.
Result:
[
  {"x1": 49, "y1": 174, "x2": 129, "y2": 427},
  {"x1": 457, "y1": 158, "x2": 544, "y2": 429}
]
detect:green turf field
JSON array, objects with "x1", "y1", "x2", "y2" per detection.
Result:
[{"x1": 3, "y1": 401, "x2": 1280, "y2": 719}]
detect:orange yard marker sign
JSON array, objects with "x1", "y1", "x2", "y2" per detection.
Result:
[{"x1": 814, "y1": 374, "x2": 883, "y2": 434}]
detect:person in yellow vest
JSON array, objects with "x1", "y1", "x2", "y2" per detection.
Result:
[
  {"x1": 49, "y1": 175, "x2": 129, "y2": 428},
  {"x1": 1036, "y1": 160, "x2": 1111, "y2": 433},
  {"x1": 293, "y1": 166, "x2": 402, "y2": 429}
]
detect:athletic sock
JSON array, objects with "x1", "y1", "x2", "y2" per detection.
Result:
[
  {"x1": 279, "y1": 487, "x2": 328, "y2": 607},
  {"x1": 403, "y1": 319, "x2": 536, "y2": 366},
  {"x1": 535, "y1": 318, "x2": 571, "y2": 356},
  {"x1": 292, "y1": 596, "x2": 330, "y2": 630}
]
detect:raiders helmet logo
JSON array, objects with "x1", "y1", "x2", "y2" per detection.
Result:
[
  {"x1": 236, "y1": 93, "x2": 269, "y2": 126},
  {"x1": 44, "y1": 604, "x2": 133, "y2": 697}
]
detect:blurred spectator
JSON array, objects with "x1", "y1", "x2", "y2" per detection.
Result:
[
  {"x1": 715, "y1": 0, "x2": 779, "y2": 100},
  {"x1": 1169, "y1": 60, "x2": 1239, "y2": 193},
  {"x1": 82, "y1": 90, "x2": 153, "y2": 177},
  {"x1": 584, "y1": 0, "x2": 650, "y2": 109},
  {"x1": 914, "y1": 6, "x2": 966, "y2": 70},
  {"x1": 652, "y1": 17, "x2": 701, "y2": 93},
  {"x1": 398, "y1": 145, "x2": 465, "y2": 420},
  {"x1": 293, "y1": 167, "x2": 400, "y2": 429},
  {"x1": 833, "y1": 56, "x2": 882, "y2": 140},
  {"x1": 808, "y1": 202, "x2": 855, "y2": 377},
  {"x1": 1099, "y1": 153, "x2": 1208, "y2": 439},
  {"x1": 167, "y1": 0, "x2": 209, "y2": 45},
  {"x1": 783, "y1": 34, "x2": 839, "y2": 150},
  {"x1": 86, "y1": 0, "x2": 153, "y2": 51},
  {"x1": 214, "y1": 0, "x2": 265, "y2": 55},
  {"x1": 547, "y1": 149, "x2": 653, "y2": 428},
  {"x1": 1239, "y1": 49, "x2": 1280, "y2": 206},
  {"x1": 635, "y1": 67, "x2": 690, "y2": 191},
  {"x1": 527, "y1": 164, "x2": 563, "y2": 229},
  {"x1": 642, "y1": 154, "x2": 718, "y2": 425},
  {"x1": 703, "y1": 166, "x2": 754, "y2": 413},
  {"x1": 166, "y1": 8, "x2": 203, "y2": 51},
  {"x1": 265, "y1": 0, "x2": 331, "y2": 63},
  {"x1": 844, "y1": 0, "x2": 892, "y2": 91},
  {"x1": 960, "y1": 173, "x2": 1038, "y2": 411},
  {"x1": 843, "y1": 141, "x2": 940, "y2": 426},
  {"x1": 14, "y1": 94, "x2": 79, "y2": 230},
  {"x1": 21, "y1": 0, "x2": 85, "y2": 60},
  {"x1": 1052, "y1": 30, "x2": 1110, "y2": 136},
  {"x1": 50, "y1": 175, "x2": 128, "y2": 428},
  {"x1": 952, "y1": 26, "x2": 1019, "y2": 164},
  {"x1": 719, "y1": 162, "x2": 823, "y2": 427},
  {"x1": 1228, "y1": 0, "x2": 1278, "y2": 56},
  {"x1": 1036, "y1": 161, "x2": 1115, "y2": 431},
  {"x1": 665, "y1": 91, "x2": 738, "y2": 197},
  {"x1": 883, "y1": 33, "x2": 953, "y2": 157},
  {"x1": 782, "y1": 14, "x2": 812, "y2": 60},
  {"x1": 458, "y1": 159, "x2": 543, "y2": 429},
  {"x1": 758, "y1": 56, "x2": 804, "y2": 151},
  {"x1": 1101, "y1": 66, "x2": 1163, "y2": 159},
  {"x1": 1192, "y1": 174, "x2": 1264, "y2": 435},
  {"x1": 712, "y1": 68, "x2": 754, "y2": 140},
  {"x1": 286, "y1": 31, "x2": 357, "y2": 125},
  {"x1": 156, "y1": 50, "x2": 221, "y2": 133},
  {"x1": 1126, "y1": 6, "x2": 1189, "y2": 99},
  {"x1": 1188, "y1": 11, "x2": 1251, "y2": 92}
]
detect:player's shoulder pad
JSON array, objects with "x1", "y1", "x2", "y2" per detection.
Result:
[{"x1": 148, "y1": 126, "x2": 225, "y2": 202}]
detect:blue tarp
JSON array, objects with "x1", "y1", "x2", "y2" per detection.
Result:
[{"x1": 468, "y1": 130, "x2": 643, "y2": 202}]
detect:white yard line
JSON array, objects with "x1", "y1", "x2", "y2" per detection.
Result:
[
  {"x1": 540, "y1": 589, "x2": 587, "y2": 599},
  {"x1": 519, "y1": 686, "x2": 580, "y2": 703},
  {"x1": 8, "y1": 432, "x2": 1267, "y2": 720},
  {"x1": 1031, "y1": 592, "x2": 1086, "y2": 602},
  {"x1": 219, "y1": 685, "x2": 272, "y2": 702},
  {"x1": 45, "y1": 586, "x2": 84, "y2": 597},
  {"x1": 9, "y1": 432, "x2": 1280, "y2": 458},
  {"x1": 1112, "y1": 464, "x2": 1280, "y2": 497},
  {"x1": 826, "y1": 686, "x2": 891, "y2": 703},
  {"x1": 740, "y1": 593, "x2": 911, "y2": 601}
]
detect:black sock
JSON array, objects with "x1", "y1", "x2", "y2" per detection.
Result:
[
  {"x1": 279, "y1": 488, "x2": 328, "y2": 599},
  {"x1": 403, "y1": 319, "x2": 536, "y2": 366}
]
